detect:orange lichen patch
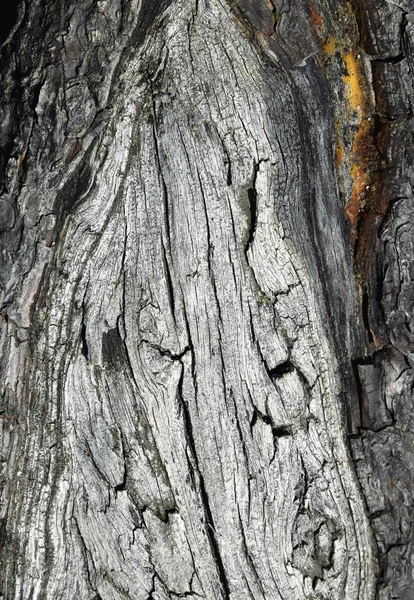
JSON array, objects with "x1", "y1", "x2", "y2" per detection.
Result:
[
  {"x1": 341, "y1": 50, "x2": 365, "y2": 112},
  {"x1": 323, "y1": 36, "x2": 336, "y2": 56}
]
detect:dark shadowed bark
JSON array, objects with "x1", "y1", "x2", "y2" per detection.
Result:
[{"x1": 0, "y1": 1, "x2": 413, "y2": 599}]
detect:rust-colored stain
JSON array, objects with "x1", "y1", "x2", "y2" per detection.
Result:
[
  {"x1": 66, "y1": 139, "x2": 83, "y2": 164},
  {"x1": 306, "y1": 1, "x2": 395, "y2": 346},
  {"x1": 309, "y1": 4, "x2": 324, "y2": 36},
  {"x1": 306, "y1": 0, "x2": 393, "y2": 344},
  {"x1": 345, "y1": 118, "x2": 375, "y2": 231},
  {"x1": 308, "y1": 3, "x2": 380, "y2": 256},
  {"x1": 335, "y1": 141, "x2": 343, "y2": 167},
  {"x1": 345, "y1": 162, "x2": 367, "y2": 230},
  {"x1": 308, "y1": 4, "x2": 336, "y2": 56}
]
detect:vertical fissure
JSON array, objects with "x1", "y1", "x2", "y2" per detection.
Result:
[
  {"x1": 245, "y1": 162, "x2": 259, "y2": 254},
  {"x1": 177, "y1": 365, "x2": 231, "y2": 600}
]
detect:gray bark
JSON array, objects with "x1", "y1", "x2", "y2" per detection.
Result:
[{"x1": 0, "y1": 0, "x2": 413, "y2": 599}]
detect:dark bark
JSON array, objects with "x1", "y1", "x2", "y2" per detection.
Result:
[{"x1": 0, "y1": 1, "x2": 413, "y2": 599}]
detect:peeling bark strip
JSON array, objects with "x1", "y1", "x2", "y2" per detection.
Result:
[{"x1": 0, "y1": 0, "x2": 413, "y2": 599}]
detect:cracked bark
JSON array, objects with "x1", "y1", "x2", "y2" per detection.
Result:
[{"x1": 0, "y1": 0, "x2": 413, "y2": 599}]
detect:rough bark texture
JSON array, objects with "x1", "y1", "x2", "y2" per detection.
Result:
[{"x1": 0, "y1": 1, "x2": 413, "y2": 599}]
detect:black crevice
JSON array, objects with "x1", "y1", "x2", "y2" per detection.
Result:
[
  {"x1": 369, "y1": 508, "x2": 391, "y2": 521},
  {"x1": 114, "y1": 432, "x2": 128, "y2": 493},
  {"x1": 245, "y1": 161, "x2": 260, "y2": 253},
  {"x1": 155, "y1": 506, "x2": 179, "y2": 525},
  {"x1": 248, "y1": 304, "x2": 256, "y2": 343},
  {"x1": 0, "y1": 3, "x2": 19, "y2": 46},
  {"x1": 226, "y1": 161, "x2": 232, "y2": 186},
  {"x1": 161, "y1": 239, "x2": 176, "y2": 321},
  {"x1": 181, "y1": 301, "x2": 198, "y2": 400},
  {"x1": 350, "y1": 357, "x2": 365, "y2": 429},
  {"x1": 360, "y1": 419, "x2": 396, "y2": 433},
  {"x1": 267, "y1": 0, "x2": 279, "y2": 35},
  {"x1": 146, "y1": 572, "x2": 157, "y2": 600},
  {"x1": 250, "y1": 406, "x2": 292, "y2": 438},
  {"x1": 143, "y1": 340, "x2": 191, "y2": 362},
  {"x1": 224, "y1": 147, "x2": 233, "y2": 186},
  {"x1": 267, "y1": 360, "x2": 295, "y2": 379},
  {"x1": 352, "y1": 354, "x2": 375, "y2": 366},
  {"x1": 80, "y1": 322, "x2": 89, "y2": 360},
  {"x1": 293, "y1": 457, "x2": 309, "y2": 512},
  {"x1": 372, "y1": 53, "x2": 405, "y2": 65},
  {"x1": 246, "y1": 187, "x2": 257, "y2": 251},
  {"x1": 114, "y1": 468, "x2": 127, "y2": 493},
  {"x1": 261, "y1": 413, "x2": 271, "y2": 426},
  {"x1": 249, "y1": 404, "x2": 257, "y2": 431},
  {"x1": 271, "y1": 425, "x2": 292, "y2": 438}
]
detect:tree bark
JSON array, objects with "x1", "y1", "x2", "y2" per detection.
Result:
[{"x1": 0, "y1": 1, "x2": 413, "y2": 599}]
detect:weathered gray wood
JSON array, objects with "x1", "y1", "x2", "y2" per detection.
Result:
[{"x1": 0, "y1": 0, "x2": 413, "y2": 599}]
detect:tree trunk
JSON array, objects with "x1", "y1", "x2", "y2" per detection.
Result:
[{"x1": 0, "y1": 1, "x2": 413, "y2": 598}]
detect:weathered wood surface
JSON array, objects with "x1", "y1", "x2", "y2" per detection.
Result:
[{"x1": 0, "y1": 0, "x2": 413, "y2": 598}]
